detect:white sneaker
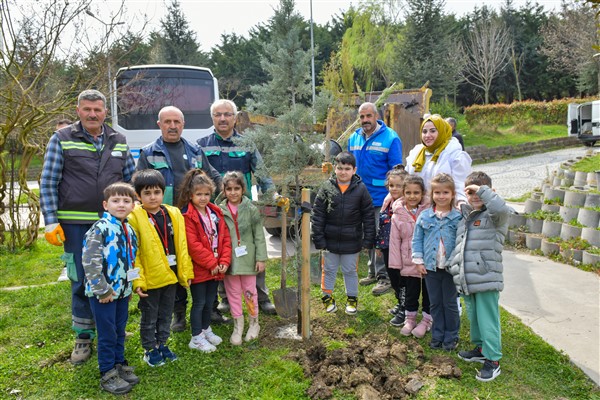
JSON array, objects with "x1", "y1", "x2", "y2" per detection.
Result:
[
  {"x1": 58, "y1": 267, "x2": 68, "y2": 282},
  {"x1": 202, "y1": 327, "x2": 222, "y2": 346},
  {"x1": 188, "y1": 333, "x2": 216, "y2": 353}
]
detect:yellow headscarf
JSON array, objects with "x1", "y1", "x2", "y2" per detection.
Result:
[{"x1": 411, "y1": 115, "x2": 453, "y2": 172}]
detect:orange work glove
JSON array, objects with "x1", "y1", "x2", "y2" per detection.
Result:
[
  {"x1": 321, "y1": 162, "x2": 333, "y2": 174},
  {"x1": 44, "y1": 223, "x2": 65, "y2": 246},
  {"x1": 276, "y1": 195, "x2": 290, "y2": 213}
]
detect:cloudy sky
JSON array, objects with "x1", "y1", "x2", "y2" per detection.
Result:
[{"x1": 94, "y1": 0, "x2": 565, "y2": 52}]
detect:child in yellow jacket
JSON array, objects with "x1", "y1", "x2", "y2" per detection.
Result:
[{"x1": 128, "y1": 170, "x2": 194, "y2": 367}]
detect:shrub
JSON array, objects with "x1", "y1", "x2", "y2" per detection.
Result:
[
  {"x1": 429, "y1": 99, "x2": 461, "y2": 121},
  {"x1": 464, "y1": 97, "x2": 596, "y2": 126}
]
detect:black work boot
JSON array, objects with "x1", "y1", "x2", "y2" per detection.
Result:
[{"x1": 171, "y1": 311, "x2": 186, "y2": 332}]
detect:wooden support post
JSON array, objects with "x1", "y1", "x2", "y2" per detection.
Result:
[{"x1": 301, "y1": 188, "x2": 311, "y2": 339}]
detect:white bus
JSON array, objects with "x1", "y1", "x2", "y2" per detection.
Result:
[{"x1": 112, "y1": 64, "x2": 219, "y2": 158}]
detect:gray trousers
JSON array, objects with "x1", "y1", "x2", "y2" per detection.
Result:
[
  {"x1": 368, "y1": 206, "x2": 388, "y2": 280},
  {"x1": 322, "y1": 251, "x2": 360, "y2": 297}
]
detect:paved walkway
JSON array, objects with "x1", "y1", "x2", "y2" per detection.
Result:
[
  {"x1": 500, "y1": 251, "x2": 599, "y2": 385},
  {"x1": 475, "y1": 146, "x2": 592, "y2": 199}
]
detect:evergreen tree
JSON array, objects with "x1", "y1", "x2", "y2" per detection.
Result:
[
  {"x1": 393, "y1": 0, "x2": 461, "y2": 100},
  {"x1": 150, "y1": 0, "x2": 209, "y2": 65},
  {"x1": 246, "y1": 0, "x2": 312, "y2": 116},
  {"x1": 209, "y1": 33, "x2": 267, "y2": 108}
]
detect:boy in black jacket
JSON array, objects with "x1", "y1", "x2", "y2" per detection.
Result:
[{"x1": 311, "y1": 151, "x2": 375, "y2": 315}]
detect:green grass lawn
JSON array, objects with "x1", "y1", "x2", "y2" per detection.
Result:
[{"x1": 1, "y1": 246, "x2": 598, "y2": 399}]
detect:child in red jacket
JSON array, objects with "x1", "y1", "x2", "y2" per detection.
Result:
[{"x1": 179, "y1": 170, "x2": 232, "y2": 353}]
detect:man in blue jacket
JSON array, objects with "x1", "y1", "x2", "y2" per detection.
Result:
[
  {"x1": 136, "y1": 106, "x2": 224, "y2": 330},
  {"x1": 348, "y1": 102, "x2": 403, "y2": 295}
]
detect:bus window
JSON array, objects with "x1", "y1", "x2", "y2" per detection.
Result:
[{"x1": 113, "y1": 65, "x2": 219, "y2": 158}]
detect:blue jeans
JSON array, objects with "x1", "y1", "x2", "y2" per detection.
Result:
[
  {"x1": 63, "y1": 223, "x2": 95, "y2": 337},
  {"x1": 425, "y1": 269, "x2": 460, "y2": 344},
  {"x1": 138, "y1": 284, "x2": 177, "y2": 350},
  {"x1": 190, "y1": 280, "x2": 218, "y2": 336},
  {"x1": 89, "y1": 296, "x2": 129, "y2": 374}
]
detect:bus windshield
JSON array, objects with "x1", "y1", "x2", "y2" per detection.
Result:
[{"x1": 113, "y1": 65, "x2": 219, "y2": 157}]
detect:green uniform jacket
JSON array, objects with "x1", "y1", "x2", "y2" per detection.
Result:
[{"x1": 219, "y1": 197, "x2": 268, "y2": 275}]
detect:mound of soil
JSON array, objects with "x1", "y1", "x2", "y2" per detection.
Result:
[{"x1": 289, "y1": 332, "x2": 462, "y2": 399}]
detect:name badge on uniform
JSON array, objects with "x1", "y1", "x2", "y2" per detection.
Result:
[
  {"x1": 167, "y1": 254, "x2": 177, "y2": 266},
  {"x1": 127, "y1": 268, "x2": 141, "y2": 281},
  {"x1": 235, "y1": 245, "x2": 248, "y2": 258}
]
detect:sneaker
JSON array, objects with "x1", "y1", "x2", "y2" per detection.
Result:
[
  {"x1": 458, "y1": 346, "x2": 486, "y2": 363},
  {"x1": 171, "y1": 311, "x2": 186, "y2": 332},
  {"x1": 345, "y1": 296, "x2": 358, "y2": 315},
  {"x1": 259, "y1": 300, "x2": 277, "y2": 315},
  {"x1": 70, "y1": 336, "x2": 92, "y2": 365},
  {"x1": 389, "y1": 312, "x2": 405, "y2": 327},
  {"x1": 388, "y1": 304, "x2": 402, "y2": 316},
  {"x1": 359, "y1": 275, "x2": 377, "y2": 286},
  {"x1": 429, "y1": 340, "x2": 443, "y2": 350},
  {"x1": 143, "y1": 348, "x2": 165, "y2": 367},
  {"x1": 100, "y1": 367, "x2": 132, "y2": 395},
  {"x1": 57, "y1": 267, "x2": 69, "y2": 282},
  {"x1": 158, "y1": 343, "x2": 178, "y2": 362},
  {"x1": 211, "y1": 310, "x2": 232, "y2": 325},
  {"x1": 371, "y1": 279, "x2": 392, "y2": 296},
  {"x1": 321, "y1": 294, "x2": 337, "y2": 313},
  {"x1": 217, "y1": 299, "x2": 230, "y2": 314},
  {"x1": 476, "y1": 359, "x2": 501, "y2": 382},
  {"x1": 202, "y1": 327, "x2": 223, "y2": 346},
  {"x1": 443, "y1": 338, "x2": 459, "y2": 351},
  {"x1": 189, "y1": 333, "x2": 217, "y2": 353},
  {"x1": 116, "y1": 363, "x2": 139, "y2": 385}
]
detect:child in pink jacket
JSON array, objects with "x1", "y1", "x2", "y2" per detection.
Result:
[{"x1": 388, "y1": 175, "x2": 431, "y2": 339}]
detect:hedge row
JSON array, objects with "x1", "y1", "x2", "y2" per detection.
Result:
[{"x1": 464, "y1": 97, "x2": 597, "y2": 126}]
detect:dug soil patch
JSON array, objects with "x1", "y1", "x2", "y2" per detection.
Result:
[{"x1": 287, "y1": 326, "x2": 462, "y2": 399}]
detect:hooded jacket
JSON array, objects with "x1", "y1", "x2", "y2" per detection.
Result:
[
  {"x1": 388, "y1": 198, "x2": 430, "y2": 277},
  {"x1": 447, "y1": 185, "x2": 512, "y2": 295},
  {"x1": 219, "y1": 196, "x2": 268, "y2": 275},
  {"x1": 311, "y1": 174, "x2": 375, "y2": 254},
  {"x1": 182, "y1": 202, "x2": 232, "y2": 283},
  {"x1": 128, "y1": 204, "x2": 194, "y2": 292}
]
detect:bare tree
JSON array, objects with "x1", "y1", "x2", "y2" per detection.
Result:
[
  {"x1": 541, "y1": 1, "x2": 600, "y2": 95},
  {"x1": 461, "y1": 20, "x2": 512, "y2": 104},
  {"x1": 0, "y1": 0, "x2": 137, "y2": 250},
  {"x1": 510, "y1": 45, "x2": 525, "y2": 101}
]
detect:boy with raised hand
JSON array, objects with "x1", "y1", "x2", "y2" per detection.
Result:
[
  {"x1": 128, "y1": 169, "x2": 194, "y2": 367},
  {"x1": 82, "y1": 182, "x2": 139, "y2": 395},
  {"x1": 447, "y1": 171, "x2": 512, "y2": 382},
  {"x1": 311, "y1": 151, "x2": 376, "y2": 315}
]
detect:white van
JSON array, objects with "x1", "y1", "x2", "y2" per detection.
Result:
[{"x1": 568, "y1": 100, "x2": 600, "y2": 146}]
